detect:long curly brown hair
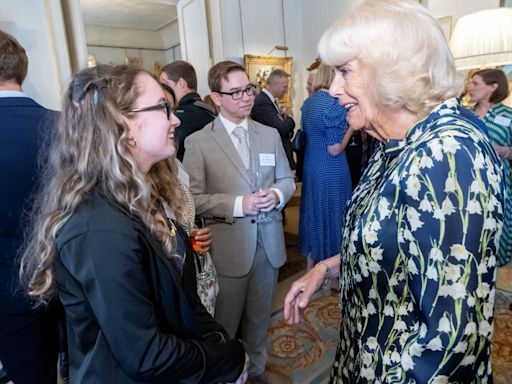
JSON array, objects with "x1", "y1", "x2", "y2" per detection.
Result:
[{"x1": 19, "y1": 64, "x2": 188, "y2": 303}]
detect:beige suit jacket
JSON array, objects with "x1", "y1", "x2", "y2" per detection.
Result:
[{"x1": 182, "y1": 117, "x2": 295, "y2": 277}]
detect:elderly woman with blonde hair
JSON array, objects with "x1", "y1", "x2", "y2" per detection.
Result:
[{"x1": 285, "y1": 0, "x2": 505, "y2": 383}]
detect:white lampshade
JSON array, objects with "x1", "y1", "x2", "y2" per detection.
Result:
[{"x1": 449, "y1": 8, "x2": 512, "y2": 70}]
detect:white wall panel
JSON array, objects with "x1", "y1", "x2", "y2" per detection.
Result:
[
  {"x1": 178, "y1": 0, "x2": 212, "y2": 96},
  {"x1": 0, "y1": 0, "x2": 71, "y2": 110}
]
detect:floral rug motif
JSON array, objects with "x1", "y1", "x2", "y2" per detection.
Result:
[
  {"x1": 267, "y1": 288, "x2": 512, "y2": 384},
  {"x1": 267, "y1": 293, "x2": 339, "y2": 384},
  {"x1": 492, "y1": 289, "x2": 512, "y2": 384}
]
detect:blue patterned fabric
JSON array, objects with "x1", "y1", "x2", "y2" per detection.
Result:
[
  {"x1": 330, "y1": 98, "x2": 505, "y2": 383},
  {"x1": 299, "y1": 90, "x2": 352, "y2": 261}
]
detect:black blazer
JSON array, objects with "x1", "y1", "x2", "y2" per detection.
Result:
[
  {"x1": 0, "y1": 96, "x2": 56, "y2": 313},
  {"x1": 251, "y1": 91, "x2": 296, "y2": 169},
  {"x1": 54, "y1": 189, "x2": 244, "y2": 383},
  {"x1": 175, "y1": 92, "x2": 216, "y2": 161}
]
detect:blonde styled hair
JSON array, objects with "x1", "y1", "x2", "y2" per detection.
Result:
[
  {"x1": 312, "y1": 63, "x2": 335, "y2": 92},
  {"x1": 318, "y1": 0, "x2": 461, "y2": 118},
  {"x1": 20, "y1": 65, "x2": 188, "y2": 303}
]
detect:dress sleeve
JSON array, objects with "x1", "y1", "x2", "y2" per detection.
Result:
[
  {"x1": 59, "y1": 229, "x2": 244, "y2": 383},
  {"x1": 324, "y1": 98, "x2": 347, "y2": 146},
  {"x1": 397, "y1": 129, "x2": 504, "y2": 382}
]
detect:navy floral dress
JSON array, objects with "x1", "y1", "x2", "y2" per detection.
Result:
[{"x1": 330, "y1": 99, "x2": 505, "y2": 383}]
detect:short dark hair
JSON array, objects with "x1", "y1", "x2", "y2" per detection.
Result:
[
  {"x1": 160, "y1": 82, "x2": 176, "y2": 104},
  {"x1": 266, "y1": 69, "x2": 290, "y2": 86},
  {"x1": 472, "y1": 68, "x2": 510, "y2": 104},
  {"x1": 208, "y1": 61, "x2": 247, "y2": 92},
  {"x1": 0, "y1": 30, "x2": 28, "y2": 85},
  {"x1": 160, "y1": 60, "x2": 197, "y2": 90}
]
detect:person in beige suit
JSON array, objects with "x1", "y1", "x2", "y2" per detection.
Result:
[{"x1": 183, "y1": 61, "x2": 294, "y2": 384}]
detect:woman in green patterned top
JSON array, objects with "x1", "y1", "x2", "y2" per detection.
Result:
[{"x1": 468, "y1": 68, "x2": 512, "y2": 266}]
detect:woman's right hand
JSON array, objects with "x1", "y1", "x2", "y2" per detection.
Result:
[{"x1": 190, "y1": 226, "x2": 212, "y2": 254}]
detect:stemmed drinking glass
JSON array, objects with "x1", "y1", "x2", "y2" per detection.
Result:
[{"x1": 255, "y1": 170, "x2": 272, "y2": 223}]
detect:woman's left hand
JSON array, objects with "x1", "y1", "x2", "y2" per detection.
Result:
[
  {"x1": 190, "y1": 226, "x2": 212, "y2": 254},
  {"x1": 283, "y1": 267, "x2": 325, "y2": 324},
  {"x1": 493, "y1": 144, "x2": 512, "y2": 159}
]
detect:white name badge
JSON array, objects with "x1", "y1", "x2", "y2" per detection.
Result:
[
  {"x1": 259, "y1": 153, "x2": 276, "y2": 166},
  {"x1": 494, "y1": 115, "x2": 511, "y2": 127},
  {"x1": 177, "y1": 164, "x2": 190, "y2": 186}
]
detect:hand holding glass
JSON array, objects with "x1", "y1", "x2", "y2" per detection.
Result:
[
  {"x1": 254, "y1": 171, "x2": 272, "y2": 223},
  {"x1": 189, "y1": 218, "x2": 212, "y2": 254}
]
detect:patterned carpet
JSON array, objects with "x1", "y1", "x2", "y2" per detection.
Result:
[
  {"x1": 267, "y1": 293, "x2": 339, "y2": 384},
  {"x1": 279, "y1": 233, "x2": 306, "y2": 282},
  {"x1": 268, "y1": 264, "x2": 512, "y2": 384}
]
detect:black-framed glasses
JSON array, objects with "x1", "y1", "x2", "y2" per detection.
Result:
[
  {"x1": 216, "y1": 84, "x2": 257, "y2": 100},
  {"x1": 129, "y1": 101, "x2": 171, "y2": 120}
]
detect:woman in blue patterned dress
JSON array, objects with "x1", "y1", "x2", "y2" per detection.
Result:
[
  {"x1": 299, "y1": 63, "x2": 353, "y2": 270},
  {"x1": 468, "y1": 68, "x2": 512, "y2": 266},
  {"x1": 284, "y1": 1, "x2": 506, "y2": 383}
]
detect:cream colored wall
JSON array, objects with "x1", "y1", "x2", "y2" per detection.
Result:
[
  {"x1": 178, "y1": 0, "x2": 212, "y2": 97},
  {"x1": 206, "y1": 0, "x2": 306, "y2": 118},
  {"x1": 2, "y1": 0, "x2": 504, "y2": 111},
  {"x1": 84, "y1": 20, "x2": 182, "y2": 74},
  {"x1": 0, "y1": 0, "x2": 72, "y2": 110},
  {"x1": 427, "y1": 0, "x2": 499, "y2": 21},
  {"x1": 85, "y1": 24, "x2": 165, "y2": 49}
]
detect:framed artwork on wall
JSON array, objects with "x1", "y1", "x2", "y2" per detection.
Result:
[{"x1": 244, "y1": 55, "x2": 293, "y2": 110}]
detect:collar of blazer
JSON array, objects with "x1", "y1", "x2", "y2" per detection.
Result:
[
  {"x1": 209, "y1": 117, "x2": 262, "y2": 185},
  {"x1": 89, "y1": 188, "x2": 185, "y2": 283},
  {"x1": 261, "y1": 88, "x2": 281, "y2": 112}
]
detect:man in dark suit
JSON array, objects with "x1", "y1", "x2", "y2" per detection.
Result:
[
  {"x1": 251, "y1": 69, "x2": 296, "y2": 170},
  {"x1": 159, "y1": 60, "x2": 216, "y2": 161},
  {"x1": 183, "y1": 61, "x2": 294, "y2": 384},
  {"x1": 0, "y1": 30, "x2": 61, "y2": 384}
]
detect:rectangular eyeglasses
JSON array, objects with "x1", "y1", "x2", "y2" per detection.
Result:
[
  {"x1": 216, "y1": 84, "x2": 257, "y2": 100},
  {"x1": 129, "y1": 101, "x2": 171, "y2": 120}
]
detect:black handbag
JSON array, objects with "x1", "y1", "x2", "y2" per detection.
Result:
[{"x1": 291, "y1": 129, "x2": 305, "y2": 152}]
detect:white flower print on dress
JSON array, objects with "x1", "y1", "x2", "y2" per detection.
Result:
[
  {"x1": 437, "y1": 314, "x2": 451, "y2": 333},
  {"x1": 405, "y1": 174, "x2": 421, "y2": 200},
  {"x1": 331, "y1": 99, "x2": 504, "y2": 383},
  {"x1": 450, "y1": 244, "x2": 469, "y2": 261}
]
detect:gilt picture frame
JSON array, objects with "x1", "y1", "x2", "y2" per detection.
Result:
[{"x1": 244, "y1": 55, "x2": 293, "y2": 110}]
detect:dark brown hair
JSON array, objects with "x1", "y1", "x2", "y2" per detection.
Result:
[
  {"x1": 207, "y1": 61, "x2": 247, "y2": 92},
  {"x1": 0, "y1": 30, "x2": 28, "y2": 84},
  {"x1": 307, "y1": 58, "x2": 321, "y2": 71},
  {"x1": 472, "y1": 68, "x2": 510, "y2": 104},
  {"x1": 160, "y1": 60, "x2": 197, "y2": 90}
]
